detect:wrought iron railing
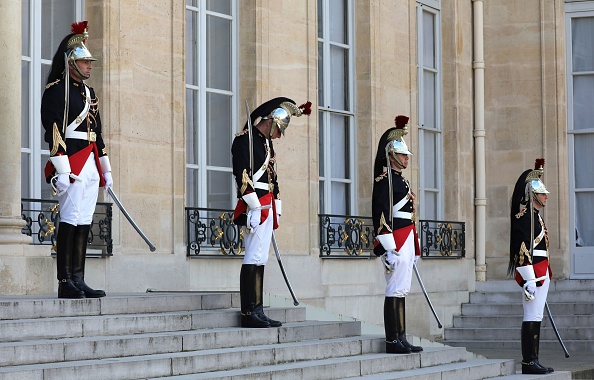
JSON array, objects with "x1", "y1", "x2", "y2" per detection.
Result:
[
  {"x1": 319, "y1": 214, "x2": 376, "y2": 258},
  {"x1": 319, "y1": 214, "x2": 465, "y2": 259},
  {"x1": 418, "y1": 219, "x2": 465, "y2": 258},
  {"x1": 21, "y1": 198, "x2": 113, "y2": 257},
  {"x1": 186, "y1": 207, "x2": 243, "y2": 257}
]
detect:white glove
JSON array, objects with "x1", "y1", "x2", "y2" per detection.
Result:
[
  {"x1": 249, "y1": 208, "x2": 261, "y2": 229},
  {"x1": 526, "y1": 282, "x2": 536, "y2": 296},
  {"x1": 381, "y1": 251, "x2": 398, "y2": 273},
  {"x1": 56, "y1": 173, "x2": 71, "y2": 194},
  {"x1": 103, "y1": 172, "x2": 113, "y2": 189}
]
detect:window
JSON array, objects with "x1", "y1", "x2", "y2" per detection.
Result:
[
  {"x1": 185, "y1": 0, "x2": 237, "y2": 209},
  {"x1": 565, "y1": 1, "x2": 594, "y2": 278},
  {"x1": 417, "y1": 1, "x2": 443, "y2": 220},
  {"x1": 317, "y1": 0, "x2": 356, "y2": 215},
  {"x1": 21, "y1": 0, "x2": 84, "y2": 199}
]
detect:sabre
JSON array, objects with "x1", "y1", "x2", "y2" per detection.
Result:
[
  {"x1": 545, "y1": 302, "x2": 570, "y2": 358},
  {"x1": 413, "y1": 262, "x2": 443, "y2": 328},
  {"x1": 272, "y1": 231, "x2": 299, "y2": 306},
  {"x1": 106, "y1": 187, "x2": 156, "y2": 252}
]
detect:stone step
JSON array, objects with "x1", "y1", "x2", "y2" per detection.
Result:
[
  {"x1": 460, "y1": 302, "x2": 594, "y2": 316},
  {"x1": 0, "y1": 335, "x2": 390, "y2": 380},
  {"x1": 445, "y1": 339, "x2": 594, "y2": 352},
  {"x1": 484, "y1": 371, "x2": 572, "y2": 380},
  {"x1": 453, "y1": 314, "x2": 594, "y2": 328},
  {"x1": 0, "y1": 306, "x2": 306, "y2": 343},
  {"x1": 444, "y1": 326, "x2": 594, "y2": 341},
  {"x1": 145, "y1": 347, "x2": 472, "y2": 380},
  {"x1": 0, "y1": 292, "x2": 240, "y2": 320},
  {"x1": 0, "y1": 320, "x2": 361, "y2": 367},
  {"x1": 475, "y1": 280, "x2": 594, "y2": 293},
  {"x1": 469, "y1": 290, "x2": 594, "y2": 304}
]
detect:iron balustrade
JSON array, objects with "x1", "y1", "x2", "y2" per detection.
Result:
[
  {"x1": 186, "y1": 207, "x2": 243, "y2": 257},
  {"x1": 319, "y1": 214, "x2": 376, "y2": 258},
  {"x1": 319, "y1": 214, "x2": 465, "y2": 259},
  {"x1": 21, "y1": 198, "x2": 113, "y2": 257}
]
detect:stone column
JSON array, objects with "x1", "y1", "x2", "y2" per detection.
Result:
[{"x1": 0, "y1": 2, "x2": 37, "y2": 294}]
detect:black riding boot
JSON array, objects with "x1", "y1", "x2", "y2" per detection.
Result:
[
  {"x1": 396, "y1": 297, "x2": 423, "y2": 352},
  {"x1": 71, "y1": 225, "x2": 106, "y2": 298},
  {"x1": 384, "y1": 297, "x2": 411, "y2": 354},
  {"x1": 56, "y1": 222, "x2": 85, "y2": 299},
  {"x1": 521, "y1": 321, "x2": 553, "y2": 374},
  {"x1": 240, "y1": 264, "x2": 270, "y2": 328},
  {"x1": 254, "y1": 265, "x2": 282, "y2": 327}
]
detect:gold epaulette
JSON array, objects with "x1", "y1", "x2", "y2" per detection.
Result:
[
  {"x1": 515, "y1": 208, "x2": 527, "y2": 219},
  {"x1": 374, "y1": 171, "x2": 388, "y2": 182},
  {"x1": 235, "y1": 129, "x2": 248, "y2": 137},
  {"x1": 45, "y1": 79, "x2": 60, "y2": 89}
]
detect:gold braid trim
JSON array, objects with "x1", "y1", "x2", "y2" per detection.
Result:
[
  {"x1": 518, "y1": 241, "x2": 532, "y2": 266},
  {"x1": 50, "y1": 122, "x2": 66, "y2": 156},
  {"x1": 240, "y1": 169, "x2": 253, "y2": 195},
  {"x1": 377, "y1": 212, "x2": 393, "y2": 235}
]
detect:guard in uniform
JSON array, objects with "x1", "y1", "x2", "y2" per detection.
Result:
[
  {"x1": 509, "y1": 159, "x2": 554, "y2": 374},
  {"x1": 41, "y1": 21, "x2": 111, "y2": 299},
  {"x1": 232, "y1": 97, "x2": 311, "y2": 328},
  {"x1": 372, "y1": 115, "x2": 422, "y2": 354}
]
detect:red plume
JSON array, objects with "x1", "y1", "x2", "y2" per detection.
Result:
[
  {"x1": 71, "y1": 21, "x2": 88, "y2": 35},
  {"x1": 394, "y1": 115, "x2": 409, "y2": 129},
  {"x1": 534, "y1": 158, "x2": 545, "y2": 170},
  {"x1": 299, "y1": 101, "x2": 312, "y2": 116}
]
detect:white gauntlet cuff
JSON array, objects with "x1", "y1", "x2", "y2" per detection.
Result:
[
  {"x1": 99, "y1": 155, "x2": 112, "y2": 173},
  {"x1": 50, "y1": 155, "x2": 71, "y2": 174},
  {"x1": 275, "y1": 199, "x2": 282, "y2": 215},
  {"x1": 376, "y1": 233, "x2": 396, "y2": 252},
  {"x1": 242, "y1": 192, "x2": 261, "y2": 210}
]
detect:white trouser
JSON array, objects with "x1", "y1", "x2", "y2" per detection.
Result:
[
  {"x1": 384, "y1": 229, "x2": 415, "y2": 297},
  {"x1": 522, "y1": 269, "x2": 550, "y2": 322},
  {"x1": 58, "y1": 152, "x2": 100, "y2": 226},
  {"x1": 243, "y1": 209, "x2": 273, "y2": 265}
]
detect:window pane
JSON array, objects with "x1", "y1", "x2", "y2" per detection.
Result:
[
  {"x1": 424, "y1": 191, "x2": 437, "y2": 220},
  {"x1": 330, "y1": 182, "x2": 349, "y2": 215},
  {"x1": 329, "y1": 114, "x2": 349, "y2": 179},
  {"x1": 207, "y1": 0, "x2": 231, "y2": 15},
  {"x1": 186, "y1": 168, "x2": 199, "y2": 207},
  {"x1": 40, "y1": 155, "x2": 52, "y2": 199},
  {"x1": 186, "y1": 89, "x2": 199, "y2": 165},
  {"x1": 22, "y1": 0, "x2": 30, "y2": 55},
  {"x1": 329, "y1": 0, "x2": 347, "y2": 44},
  {"x1": 206, "y1": 92, "x2": 231, "y2": 167},
  {"x1": 317, "y1": 0, "x2": 323, "y2": 38},
  {"x1": 572, "y1": 17, "x2": 594, "y2": 72},
  {"x1": 423, "y1": 11, "x2": 436, "y2": 69},
  {"x1": 208, "y1": 170, "x2": 232, "y2": 209},
  {"x1": 319, "y1": 180, "x2": 325, "y2": 212},
  {"x1": 21, "y1": 153, "x2": 30, "y2": 198},
  {"x1": 318, "y1": 111, "x2": 325, "y2": 176},
  {"x1": 330, "y1": 46, "x2": 348, "y2": 110},
  {"x1": 574, "y1": 134, "x2": 594, "y2": 189},
  {"x1": 22, "y1": 61, "x2": 30, "y2": 148},
  {"x1": 572, "y1": 75, "x2": 594, "y2": 130},
  {"x1": 575, "y1": 192, "x2": 594, "y2": 246},
  {"x1": 41, "y1": 1, "x2": 76, "y2": 60},
  {"x1": 206, "y1": 15, "x2": 231, "y2": 91},
  {"x1": 318, "y1": 42, "x2": 324, "y2": 107},
  {"x1": 186, "y1": 9, "x2": 198, "y2": 86},
  {"x1": 423, "y1": 132, "x2": 437, "y2": 188},
  {"x1": 423, "y1": 70, "x2": 436, "y2": 129}
]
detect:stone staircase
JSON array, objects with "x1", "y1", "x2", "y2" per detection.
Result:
[
  {"x1": 443, "y1": 280, "x2": 594, "y2": 352},
  {"x1": 0, "y1": 292, "x2": 569, "y2": 379}
]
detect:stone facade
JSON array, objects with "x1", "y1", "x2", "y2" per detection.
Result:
[{"x1": 0, "y1": 0, "x2": 575, "y2": 341}]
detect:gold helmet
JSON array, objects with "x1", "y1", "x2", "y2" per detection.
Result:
[
  {"x1": 67, "y1": 21, "x2": 96, "y2": 63},
  {"x1": 246, "y1": 97, "x2": 312, "y2": 137},
  {"x1": 525, "y1": 158, "x2": 549, "y2": 195},
  {"x1": 385, "y1": 115, "x2": 412, "y2": 168}
]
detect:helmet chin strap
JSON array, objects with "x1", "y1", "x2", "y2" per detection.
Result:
[
  {"x1": 533, "y1": 192, "x2": 545, "y2": 208},
  {"x1": 69, "y1": 61, "x2": 90, "y2": 80}
]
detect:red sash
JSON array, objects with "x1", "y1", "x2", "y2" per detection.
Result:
[
  {"x1": 233, "y1": 193, "x2": 274, "y2": 228},
  {"x1": 514, "y1": 259, "x2": 552, "y2": 286},
  {"x1": 373, "y1": 224, "x2": 421, "y2": 256},
  {"x1": 43, "y1": 143, "x2": 105, "y2": 187}
]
